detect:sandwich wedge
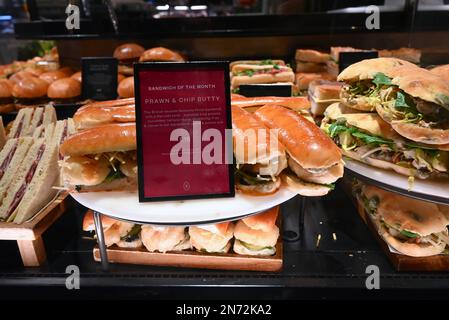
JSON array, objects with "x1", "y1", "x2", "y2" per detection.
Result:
[
  {"x1": 60, "y1": 122, "x2": 137, "y2": 192},
  {"x1": 355, "y1": 184, "x2": 449, "y2": 257},
  {"x1": 254, "y1": 105, "x2": 343, "y2": 196},
  {"x1": 338, "y1": 58, "x2": 449, "y2": 145},
  {"x1": 8, "y1": 105, "x2": 56, "y2": 139},
  {"x1": 0, "y1": 136, "x2": 60, "y2": 223},
  {"x1": 322, "y1": 103, "x2": 449, "y2": 179},
  {"x1": 232, "y1": 106, "x2": 287, "y2": 195}
]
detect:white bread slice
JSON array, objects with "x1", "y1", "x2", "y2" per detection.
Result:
[
  {"x1": 13, "y1": 140, "x2": 59, "y2": 223},
  {"x1": 43, "y1": 104, "x2": 57, "y2": 126},
  {"x1": 0, "y1": 137, "x2": 34, "y2": 201},
  {"x1": 33, "y1": 122, "x2": 55, "y2": 140},
  {"x1": 0, "y1": 116, "x2": 6, "y2": 150},
  {"x1": 8, "y1": 108, "x2": 33, "y2": 139},
  {"x1": 27, "y1": 107, "x2": 44, "y2": 136},
  {"x1": 0, "y1": 138, "x2": 46, "y2": 220}
]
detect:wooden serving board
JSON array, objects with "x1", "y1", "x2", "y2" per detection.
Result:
[
  {"x1": 0, "y1": 192, "x2": 69, "y2": 267},
  {"x1": 355, "y1": 197, "x2": 449, "y2": 272},
  {"x1": 92, "y1": 206, "x2": 283, "y2": 272}
]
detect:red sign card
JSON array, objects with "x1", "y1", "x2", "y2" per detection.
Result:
[{"x1": 134, "y1": 62, "x2": 234, "y2": 202}]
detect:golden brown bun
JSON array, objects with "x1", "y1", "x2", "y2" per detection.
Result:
[
  {"x1": 39, "y1": 69, "x2": 70, "y2": 84},
  {"x1": 9, "y1": 70, "x2": 35, "y2": 84},
  {"x1": 254, "y1": 105, "x2": 341, "y2": 169},
  {"x1": 195, "y1": 221, "x2": 232, "y2": 237},
  {"x1": 141, "y1": 225, "x2": 188, "y2": 253},
  {"x1": 60, "y1": 122, "x2": 136, "y2": 156},
  {"x1": 231, "y1": 95, "x2": 310, "y2": 111},
  {"x1": 0, "y1": 104, "x2": 15, "y2": 113},
  {"x1": 113, "y1": 43, "x2": 145, "y2": 61},
  {"x1": 288, "y1": 156, "x2": 344, "y2": 185},
  {"x1": 139, "y1": 47, "x2": 185, "y2": 62},
  {"x1": 117, "y1": 77, "x2": 134, "y2": 98},
  {"x1": 337, "y1": 57, "x2": 416, "y2": 82},
  {"x1": 80, "y1": 98, "x2": 135, "y2": 109},
  {"x1": 231, "y1": 105, "x2": 286, "y2": 165},
  {"x1": 242, "y1": 206, "x2": 278, "y2": 232},
  {"x1": 71, "y1": 71, "x2": 82, "y2": 82},
  {"x1": 430, "y1": 64, "x2": 449, "y2": 82},
  {"x1": 0, "y1": 79, "x2": 12, "y2": 98},
  {"x1": 295, "y1": 49, "x2": 330, "y2": 63},
  {"x1": 82, "y1": 210, "x2": 119, "y2": 231},
  {"x1": 295, "y1": 72, "x2": 335, "y2": 90},
  {"x1": 23, "y1": 67, "x2": 45, "y2": 77},
  {"x1": 74, "y1": 104, "x2": 135, "y2": 130},
  {"x1": 47, "y1": 78, "x2": 81, "y2": 99},
  {"x1": 117, "y1": 73, "x2": 125, "y2": 83},
  {"x1": 12, "y1": 77, "x2": 49, "y2": 98},
  {"x1": 234, "y1": 220, "x2": 279, "y2": 248}
]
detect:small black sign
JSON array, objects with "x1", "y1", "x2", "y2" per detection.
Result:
[
  {"x1": 81, "y1": 57, "x2": 118, "y2": 100},
  {"x1": 239, "y1": 84, "x2": 292, "y2": 97},
  {"x1": 339, "y1": 51, "x2": 379, "y2": 73}
]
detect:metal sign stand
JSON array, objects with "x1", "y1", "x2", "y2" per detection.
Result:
[{"x1": 93, "y1": 211, "x2": 109, "y2": 270}]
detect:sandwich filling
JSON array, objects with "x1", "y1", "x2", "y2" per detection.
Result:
[
  {"x1": 0, "y1": 140, "x2": 18, "y2": 180},
  {"x1": 323, "y1": 118, "x2": 449, "y2": 179},
  {"x1": 341, "y1": 72, "x2": 449, "y2": 129},
  {"x1": 232, "y1": 60, "x2": 290, "y2": 77}
]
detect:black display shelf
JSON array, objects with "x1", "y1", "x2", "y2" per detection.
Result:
[
  {"x1": 13, "y1": 12, "x2": 413, "y2": 40},
  {"x1": 1, "y1": 183, "x2": 449, "y2": 299}
]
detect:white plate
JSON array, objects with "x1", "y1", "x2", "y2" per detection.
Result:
[
  {"x1": 71, "y1": 188, "x2": 297, "y2": 225},
  {"x1": 345, "y1": 158, "x2": 449, "y2": 205}
]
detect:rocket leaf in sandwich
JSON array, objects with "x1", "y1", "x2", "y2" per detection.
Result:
[{"x1": 372, "y1": 72, "x2": 392, "y2": 87}]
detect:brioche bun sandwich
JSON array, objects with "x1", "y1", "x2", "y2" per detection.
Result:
[
  {"x1": 39, "y1": 68, "x2": 72, "y2": 84},
  {"x1": 230, "y1": 60, "x2": 294, "y2": 90},
  {"x1": 141, "y1": 225, "x2": 191, "y2": 253},
  {"x1": 47, "y1": 78, "x2": 81, "y2": 104},
  {"x1": 117, "y1": 77, "x2": 134, "y2": 98},
  {"x1": 322, "y1": 103, "x2": 449, "y2": 179},
  {"x1": 232, "y1": 105, "x2": 287, "y2": 195},
  {"x1": 139, "y1": 47, "x2": 185, "y2": 63},
  {"x1": 113, "y1": 43, "x2": 145, "y2": 76},
  {"x1": 73, "y1": 102, "x2": 135, "y2": 130},
  {"x1": 234, "y1": 206, "x2": 279, "y2": 256},
  {"x1": 60, "y1": 122, "x2": 137, "y2": 192},
  {"x1": 189, "y1": 222, "x2": 234, "y2": 253},
  {"x1": 355, "y1": 183, "x2": 449, "y2": 257},
  {"x1": 339, "y1": 58, "x2": 449, "y2": 145},
  {"x1": 12, "y1": 77, "x2": 49, "y2": 106},
  {"x1": 83, "y1": 211, "x2": 142, "y2": 248},
  {"x1": 0, "y1": 79, "x2": 15, "y2": 113},
  {"x1": 9, "y1": 70, "x2": 35, "y2": 84},
  {"x1": 254, "y1": 105, "x2": 343, "y2": 196}
]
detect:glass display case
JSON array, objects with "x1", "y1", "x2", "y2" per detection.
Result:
[{"x1": 1, "y1": 0, "x2": 449, "y2": 300}]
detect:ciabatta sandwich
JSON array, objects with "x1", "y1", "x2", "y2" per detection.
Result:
[
  {"x1": 60, "y1": 123, "x2": 137, "y2": 192},
  {"x1": 254, "y1": 105, "x2": 343, "y2": 196}
]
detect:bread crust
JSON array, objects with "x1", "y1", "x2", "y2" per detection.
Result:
[
  {"x1": 234, "y1": 220, "x2": 279, "y2": 247},
  {"x1": 139, "y1": 47, "x2": 184, "y2": 62},
  {"x1": 47, "y1": 78, "x2": 81, "y2": 99},
  {"x1": 12, "y1": 77, "x2": 48, "y2": 98},
  {"x1": 74, "y1": 104, "x2": 135, "y2": 130},
  {"x1": 295, "y1": 49, "x2": 330, "y2": 63},
  {"x1": 117, "y1": 77, "x2": 134, "y2": 98},
  {"x1": 231, "y1": 71, "x2": 294, "y2": 89},
  {"x1": 242, "y1": 206, "x2": 278, "y2": 232},
  {"x1": 254, "y1": 105, "x2": 341, "y2": 169},
  {"x1": 113, "y1": 43, "x2": 145, "y2": 61},
  {"x1": 60, "y1": 123, "x2": 136, "y2": 156},
  {"x1": 231, "y1": 95, "x2": 310, "y2": 111}
]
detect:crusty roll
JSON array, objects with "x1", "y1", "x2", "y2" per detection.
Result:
[
  {"x1": 231, "y1": 71, "x2": 294, "y2": 89},
  {"x1": 117, "y1": 77, "x2": 134, "y2": 98},
  {"x1": 139, "y1": 47, "x2": 185, "y2": 62},
  {"x1": 231, "y1": 95, "x2": 310, "y2": 111},
  {"x1": 254, "y1": 105, "x2": 341, "y2": 169},
  {"x1": 73, "y1": 104, "x2": 135, "y2": 130},
  {"x1": 60, "y1": 122, "x2": 136, "y2": 156},
  {"x1": 242, "y1": 206, "x2": 278, "y2": 232},
  {"x1": 295, "y1": 49, "x2": 330, "y2": 63}
]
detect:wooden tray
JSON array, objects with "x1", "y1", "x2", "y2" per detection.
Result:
[
  {"x1": 92, "y1": 207, "x2": 283, "y2": 272},
  {"x1": 355, "y1": 197, "x2": 449, "y2": 272},
  {"x1": 0, "y1": 192, "x2": 69, "y2": 267}
]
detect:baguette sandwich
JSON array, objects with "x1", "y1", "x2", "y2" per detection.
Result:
[
  {"x1": 60, "y1": 123, "x2": 137, "y2": 192},
  {"x1": 232, "y1": 106, "x2": 287, "y2": 195},
  {"x1": 73, "y1": 103, "x2": 135, "y2": 130},
  {"x1": 231, "y1": 60, "x2": 294, "y2": 89},
  {"x1": 254, "y1": 105, "x2": 343, "y2": 196}
]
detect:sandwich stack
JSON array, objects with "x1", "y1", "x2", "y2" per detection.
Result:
[
  {"x1": 308, "y1": 79, "x2": 343, "y2": 118},
  {"x1": 294, "y1": 49, "x2": 335, "y2": 93},
  {"x1": 83, "y1": 206, "x2": 282, "y2": 271},
  {"x1": 321, "y1": 57, "x2": 449, "y2": 181},
  {"x1": 7, "y1": 105, "x2": 56, "y2": 139}
]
